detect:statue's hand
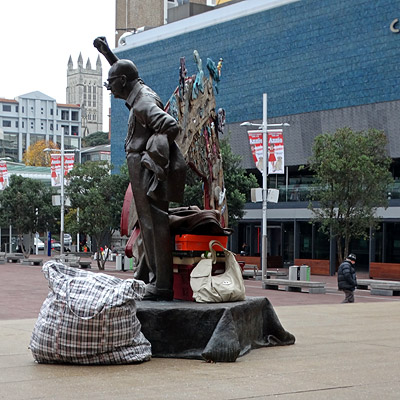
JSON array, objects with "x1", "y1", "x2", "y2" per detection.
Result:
[
  {"x1": 93, "y1": 36, "x2": 109, "y2": 53},
  {"x1": 93, "y1": 36, "x2": 119, "y2": 66}
]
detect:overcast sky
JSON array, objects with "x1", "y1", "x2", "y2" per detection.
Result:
[{"x1": 0, "y1": 0, "x2": 115, "y2": 128}]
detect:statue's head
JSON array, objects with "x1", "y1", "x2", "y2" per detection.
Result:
[{"x1": 104, "y1": 59, "x2": 139, "y2": 99}]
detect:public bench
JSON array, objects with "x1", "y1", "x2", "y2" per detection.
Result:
[
  {"x1": 79, "y1": 260, "x2": 92, "y2": 269},
  {"x1": 242, "y1": 265, "x2": 287, "y2": 280},
  {"x1": 242, "y1": 264, "x2": 261, "y2": 279},
  {"x1": 357, "y1": 279, "x2": 400, "y2": 296},
  {"x1": 266, "y1": 270, "x2": 288, "y2": 279},
  {"x1": 370, "y1": 283, "x2": 400, "y2": 296},
  {"x1": 6, "y1": 254, "x2": 24, "y2": 263},
  {"x1": 262, "y1": 278, "x2": 326, "y2": 294},
  {"x1": 21, "y1": 258, "x2": 43, "y2": 266},
  {"x1": 54, "y1": 255, "x2": 80, "y2": 268}
]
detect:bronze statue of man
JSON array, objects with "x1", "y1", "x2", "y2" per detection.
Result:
[{"x1": 94, "y1": 37, "x2": 186, "y2": 301}]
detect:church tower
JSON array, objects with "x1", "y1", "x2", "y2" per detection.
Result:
[{"x1": 66, "y1": 53, "x2": 103, "y2": 136}]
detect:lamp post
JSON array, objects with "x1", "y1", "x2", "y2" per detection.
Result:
[
  {"x1": 241, "y1": 93, "x2": 290, "y2": 283},
  {"x1": 0, "y1": 157, "x2": 13, "y2": 254},
  {"x1": 44, "y1": 147, "x2": 80, "y2": 256}
]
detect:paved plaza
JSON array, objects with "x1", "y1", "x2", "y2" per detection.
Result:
[{"x1": 1, "y1": 257, "x2": 399, "y2": 399}]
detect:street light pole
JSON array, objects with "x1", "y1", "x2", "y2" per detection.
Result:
[
  {"x1": 60, "y1": 132, "x2": 65, "y2": 255},
  {"x1": 262, "y1": 93, "x2": 268, "y2": 282},
  {"x1": 241, "y1": 100, "x2": 290, "y2": 285},
  {"x1": 45, "y1": 146, "x2": 80, "y2": 255}
]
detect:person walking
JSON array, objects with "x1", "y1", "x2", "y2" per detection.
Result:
[{"x1": 337, "y1": 253, "x2": 358, "y2": 303}]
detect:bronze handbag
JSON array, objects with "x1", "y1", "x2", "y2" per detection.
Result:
[{"x1": 190, "y1": 240, "x2": 246, "y2": 303}]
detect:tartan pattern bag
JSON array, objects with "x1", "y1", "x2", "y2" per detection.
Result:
[{"x1": 30, "y1": 261, "x2": 151, "y2": 364}]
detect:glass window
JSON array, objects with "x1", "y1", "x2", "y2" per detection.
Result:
[
  {"x1": 299, "y1": 222, "x2": 312, "y2": 259},
  {"x1": 61, "y1": 110, "x2": 69, "y2": 120},
  {"x1": 64, "y1": 136, "x2": 79, "y2": 150},
  {"x1": 30, "y1": 134, "x2": 46, "y2": 146},
  {"x1": 15, "y1": 106, "x2": 19, "y2": 112},
  {"x1": 71, "y1": 126, "x2": 79, "y2": 136},
  {"x1": 2, "y1": 104, "x2": 11, "y2": 112},
  {"x1": 314, "y1": 225, "x2": 330, "y2": 259},
  {"x1": 15, "y1": 121, "x2": 18, "y2": 128},
  {"x1": 2, "y1": 120, "x2": 11, "y2": 127},
  {"x1": 2, "y1": 133, "x2": 18, "y2": 160},
  {"x1": 385, "y1": 222, "x2": 400, "y2": 263},
  {"x1": 373, "y1": 224, "x2": 383, "y2": 263},
  {"x1": 71, "y1": 111, "x2": 79, "y2": 121},
  {"x1": 349, "y1": 234, "x2": 370, "y2": 269},
  {"x1": 283, "y1": 222, "x2": 295, "y2": 264}
]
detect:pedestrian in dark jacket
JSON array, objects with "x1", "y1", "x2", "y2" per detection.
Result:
[{"x1": 337, "y1": 253, "x2": 357, "y2": 303}]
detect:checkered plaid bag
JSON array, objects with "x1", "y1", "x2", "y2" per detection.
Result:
[{"x1": 30, "y1": 261, "x2": 151, "y2": 364}]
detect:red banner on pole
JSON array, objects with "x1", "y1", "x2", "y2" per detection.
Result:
[
  {"x1": 248, "y1": 131, "x2": 264, "y2": 172},
  {"x1": 267, "y1": 129, "x2": 284, "y2": 174},
  {"x1": 51, "y1": 154, "x2": 75, "y2": 187},
  {"x1": 248, "y1": 129, "x2": 284, "y2": 174},
  {"x1": 0, "y1": 161, "x2": 8, "y2": 190}
]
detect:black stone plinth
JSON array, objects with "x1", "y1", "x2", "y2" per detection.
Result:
[{"x1": 136, "y1": 297, "x2": 295, "y2": 362}]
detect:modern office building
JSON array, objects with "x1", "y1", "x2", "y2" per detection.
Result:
[
  {"x1": 66, "y1": 54, "x2": 103, "y2": 136},
  {"x1": 80, "y1": 144, "x2": 111, "y2": 163},
  {"x1": 0, "y1": 91, "x2": 82, "y2": 162},
  {"x1": 109, "y1": 0, "x2": 400, "y2": 277},
  {"x1": 114, "y1": 0, "x2": 241, "y2": 46}
]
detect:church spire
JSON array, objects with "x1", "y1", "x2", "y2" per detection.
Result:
[
  {"x1": 86, "y1": 57, "x2": 92, "y2": 70},
  {"x1": 96, "y1": 55, "x2": 102, "y2": 71},
  {"x1": 68, "y1": 55, "x2": 73, "y2": 70},
  {"x1": 78, "y1": 52, "x2": 83, "y2": 68}
]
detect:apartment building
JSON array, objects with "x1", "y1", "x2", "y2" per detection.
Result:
[{"x1": 0, "y1": 91, "x2": 81, "y2": 162}]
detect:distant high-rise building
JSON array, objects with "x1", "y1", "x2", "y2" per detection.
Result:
[
  {"x1": 115, "y1": 0, "x2": 211, "y2": 46},
  {"x1": 66, "y1": 54, "x2": 103, "y2": 136}
]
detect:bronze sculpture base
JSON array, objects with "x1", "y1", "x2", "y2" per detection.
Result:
[{"x1": 136, "y1": 297, "x2": 295, "y2": 362}]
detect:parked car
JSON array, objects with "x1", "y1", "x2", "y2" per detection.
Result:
[
  {"x1": 51, "y1": 240, "x2": 61, "y2": 251},
  {"x1": 50, "y1": 239, "x2": 70, "y2": 252},
  {"x1": 34, "y1": 238, "x2": 44, "y2": 250},
  {"x1": 64, "y1": 233, "x2": 72, "y2": 246},
  {"x1": 30, "y1": 238, "x2": 45, "y2": 254}
]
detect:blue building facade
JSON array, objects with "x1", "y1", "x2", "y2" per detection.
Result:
[{"x1": 109, "y1": 0, "x2": 400, "y2": 276}]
